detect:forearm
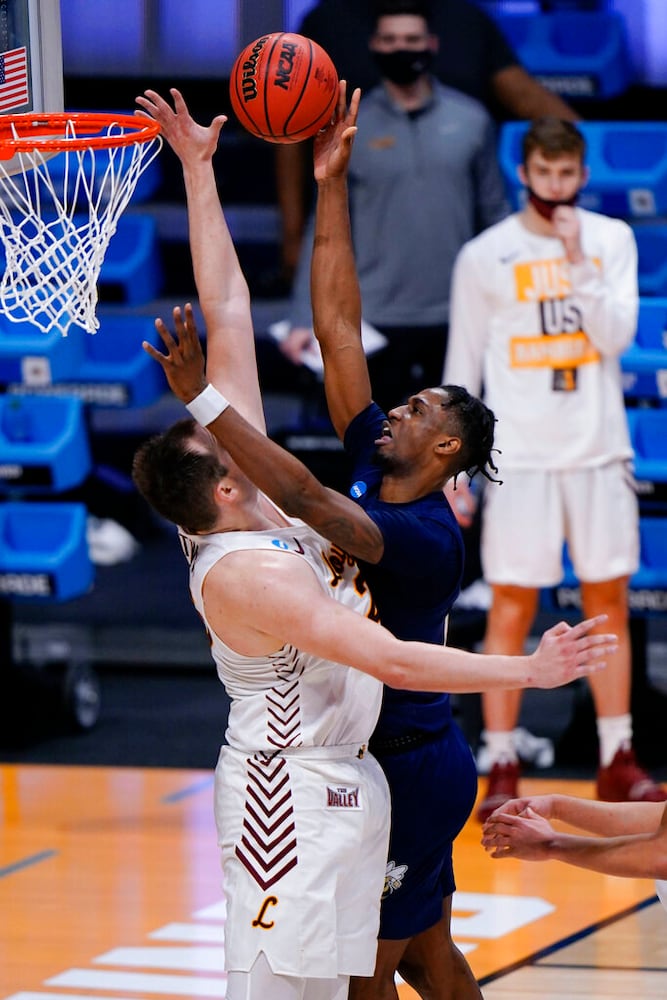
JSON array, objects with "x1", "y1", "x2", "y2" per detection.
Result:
[
  {"x1": 207, "y1": 406, "x2": 383, "y2": 560},
  {"x1": 544, "y1": 830, "x2": 667, "y2": 879},
  {"x1": 552, "y1": 796, "x2": 666, "y2": 837},
  {"x1": 181, "y1": 160, "x2": 250, "y2": 325},
  {"x1": 311, "y1": 177, "x2": 362, "y2": 350},
  {"x1": 210, "y1": 407, "x2": 326, "y2": 512},
  {"x1": 570, "y1": 260, "x2": 638, "y2": 356},
  {"x1": 382, "y1": 644, "x2": 535, "y2": 694},
  {"x1": 311, "y1": 176, "x2": 371, "y2": 431},
  {"x1": 492, "y1": 65, "x2": 581, "y2": 122}
]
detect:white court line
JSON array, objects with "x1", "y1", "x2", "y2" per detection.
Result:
[
  {"x1": 45, "y1": 970, "x2": 226, "y2": 997},
  {"x1": 94, "y1": 946, "x2": 224, "y2": 971},
  {"x1": 150, "y1": 923, "x2": 224, "y2": 943}
]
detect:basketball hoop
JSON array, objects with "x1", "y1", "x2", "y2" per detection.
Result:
[{"x1": 0, "y1": 112, "x2": 162, "y2": 336}]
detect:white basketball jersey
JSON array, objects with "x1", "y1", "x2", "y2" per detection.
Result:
[{"x1": 179, "y1": 520, "x2": 383, "y2": 753}]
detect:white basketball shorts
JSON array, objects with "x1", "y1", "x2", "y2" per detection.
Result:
[
  {"x1": 214, "y1": 744, "x2": 390, "y2": 979},
  {"x1": 481, "y1": 461, "x2": 639, "y2": 587}
]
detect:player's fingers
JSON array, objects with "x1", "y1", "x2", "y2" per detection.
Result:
[
  {"x1": 142, "y1": 340, "x2": 167, "y2": 364},
  {"x1": 580, "y1": 633, "x2": 618, "y2": 651},
  {"x1": 170, "y1": 306, "x2": 187, "y2": 341},
  {"x1": 337, "y1": 79, "x2": 347, "y2": 120},
  {"x1": 349, "y1": 87, "x2": 362, "y2": 123},
  {"x1": 182, "y1": 304, "x2": 202, "y2": 347},
  {"x1": 169, "y1": 87, "x2": 186, "y2": 112},
  {"x1": 154, "y1": 317, "x2": 178, "y2": 351},
  {"x1": 141, "y1": 89, "x2": 170, "y2": 115},
  {"x1": 211, "y1": 114, "x2": 228, "y2": 135},
  {"x1": 569, "y1": 613, "x2": 609, "y2": 638},
  {"x1": 342, "y1": 126, "x2": 358, "y2": 146}
]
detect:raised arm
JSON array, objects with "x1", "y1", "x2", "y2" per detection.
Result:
[
  {"x1": 136, "y1": 88, "x2": 265, "y2": 432},
  {"x1": 310, "y1": 83, "x2": 373, "y2": 438}
]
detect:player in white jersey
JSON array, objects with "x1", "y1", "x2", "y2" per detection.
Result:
[
  {"x1": 131, "y1": 91, "x2": 617, "y2": 1000},
  {"x1": 182, "y1": 515, "x2": 389, "y2": 983},
  {"x1": 481, "y1": 790, "x2": 667, "y2": 912},
  {"x1": 445, "y1": 117, "x2": 666, "y2": 821}
]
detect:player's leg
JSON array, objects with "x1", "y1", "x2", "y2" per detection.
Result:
[
  {"x1": 397, "y1": 896, "x2": 482, "y2": 999},
  {"x1": 477, "y1": 469, "x2": 563, "y2": 821},
  {"x1": 567, "y1": 463, "x2": 666, "y2": 802},
  {"x1": 352, "y1": 726, "x2": 478, "y2": 998},
  {"x1": 227, "y1": 954, "x2": 349, "y2": 1000},
  {"x1": 349, "y1": 937, "x2": 410, "y2": 1000}
]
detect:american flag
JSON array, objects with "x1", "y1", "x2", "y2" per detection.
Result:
[{"x1": 0, "y1": 47, "x2": 29, "y2": 113}]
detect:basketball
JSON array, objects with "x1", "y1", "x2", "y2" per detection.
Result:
[{"x1": 229, "y1": 32, "x2": 338, "y2": 144}]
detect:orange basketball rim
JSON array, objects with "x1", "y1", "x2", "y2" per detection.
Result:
[{"x1": 0, "y1": 111, "x2": 163, "y2": 337}]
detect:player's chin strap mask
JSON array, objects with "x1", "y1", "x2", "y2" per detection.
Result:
[
  {"x1": 527, "y1": 188, "x2": 578, "y2": 221},
  {"x1": 372, "y1": 49, "x2": 433, "y2": 86}
]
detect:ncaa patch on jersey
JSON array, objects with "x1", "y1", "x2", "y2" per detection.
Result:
[
  {"x1": 326, "y1": 785, "x2": 363, "y2": 809},
  {"x1": 350, "y1": 480, "x2": 367, "y2": 499}
]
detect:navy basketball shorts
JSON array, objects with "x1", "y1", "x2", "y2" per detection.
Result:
[{"x1": 376, "y1": 721, "x2": 478, "y2": 940}]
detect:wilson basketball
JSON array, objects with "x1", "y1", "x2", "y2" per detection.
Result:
[{"x1": 229, "y1": 32, "x2": 338, "y2": 144}]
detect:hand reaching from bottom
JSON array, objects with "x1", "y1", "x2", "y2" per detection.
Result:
[{"x1": 143, "y1": 302, "x2": 207, "y2": 405}]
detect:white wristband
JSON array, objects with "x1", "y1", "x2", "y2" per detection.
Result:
[{"x1": 186, "y1": 383, "x2": 230, "y2": 426}]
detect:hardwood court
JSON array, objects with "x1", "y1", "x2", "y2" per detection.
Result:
[{"x1": 2, "y1": 764, "x2": 665, "y2": 999}]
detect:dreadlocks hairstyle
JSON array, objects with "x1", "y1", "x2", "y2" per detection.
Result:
[
  {"x1": 132, "y1": 418, "x2": 229, "y2": 535},
  {"x1": 439, "y1": 385, "x2": 501, "y2": 486}
]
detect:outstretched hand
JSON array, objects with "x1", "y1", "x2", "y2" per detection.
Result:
[
  {"x1": 313, "y1": 80, "x2": 361, "y2": 183},
  {"x1": 531, "y1": 615, "x2": 617, "y2": 688},
  {"x1": 144, "y1": 303, "x2": 207, "y2": 404},
  {"x1": 136, "y1": 87, "x2": 227, "y2": 164},
  {"x1": 481, "y1": 806, "x2": 558, "y2": 861}
]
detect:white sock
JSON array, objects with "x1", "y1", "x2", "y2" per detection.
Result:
[
  {"x1": 597, "y1": 713, "x2": 633, "y2": 768},
  {"x1": 483, "y1": 730, "x2": 518, "y2": 766}
]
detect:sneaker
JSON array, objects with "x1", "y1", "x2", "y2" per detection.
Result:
[
  {"x1": 596, "y1": 744, "x2": 667, "y2": 803},
  {"x1": 476, "y1": 760, "x2": 521, "y2": 823},
  {"x1": 476, "y1": 727, "x2": 554, "y2": 774}
]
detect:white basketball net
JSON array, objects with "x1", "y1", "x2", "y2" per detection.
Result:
[{"x1": 0, "y1": 117, "x2": 163, "y2": 336}]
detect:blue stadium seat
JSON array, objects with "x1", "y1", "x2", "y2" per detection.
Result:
[
  {"x1": 632, "y1": 224, "x2": 667, "y2": 297},
  {"x1": 494, "y1": 11, "x2": 633, "y2": 99},
  {"x1": 621, "y1": 298, "x2": 667, "y2": 405},
  {"x1": 98, "y1": 213, "x2": 163, "y2": 306},
  {"x1": 0, "y1": 315, "x2": 87, "y2": 386},
  {"x1": 499, "y1": 121, "x2": 667, "y2": 217},
  {"x1": 637, "y1": 518, "x2": 667, "y2": 591},
  {"x1": 74, "y1": 313, "x2": 167, "y2": 408},
  {"x1": 626, "y1": 409, "x2": 667, "y2": 516},
  {"x1": 0, "y1": 501, "x2": 93, "y2": 602},
  {"x1": 0, "y1": 394, "x2": 91, "y2": 494}
]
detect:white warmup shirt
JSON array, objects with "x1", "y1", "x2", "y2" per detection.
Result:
[{"x1": 445, "y1": 209, "x2": 638, "y2": 470}]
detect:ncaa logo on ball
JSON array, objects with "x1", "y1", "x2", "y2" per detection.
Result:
[{"x1": 274, "y1": 38, "x2": 298, "y2": 91}]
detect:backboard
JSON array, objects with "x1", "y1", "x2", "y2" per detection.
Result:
[{"x1": 0, "y1": 0, "x2": 63, "y2": 115}]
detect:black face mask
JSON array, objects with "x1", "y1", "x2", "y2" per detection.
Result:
[
  {"x1": 527, "y1": 187, "x2": 578, "y2": 221},
  {"x1": 372, "y1": 48, "x2": 433, "y2": 86}
]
